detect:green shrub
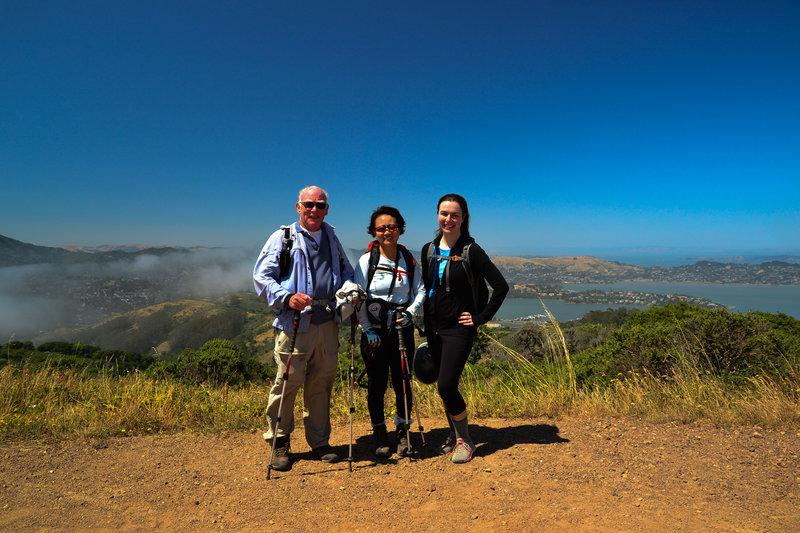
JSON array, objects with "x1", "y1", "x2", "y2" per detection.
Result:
[
  {"x1": 575, "y1": 303, "x2": 800, "y2": 385},
  {"x1": 171, "y1": 339, "x2": 268, "y2": 386}
]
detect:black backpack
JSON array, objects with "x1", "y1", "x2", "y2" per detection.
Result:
[
  {"x1": 278, "y1": 225, "x2": 293, "y2": 278},
  {"x1": 425, "y1": 241, "x2": 489, "y2": 314},
  {"x1": 278, "y1": 224, "x2": 347, "y2": 279}
]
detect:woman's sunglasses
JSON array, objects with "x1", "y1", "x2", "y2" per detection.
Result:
[{"x1": 375, "y1": 224, "x2": 400, "y2": 233}]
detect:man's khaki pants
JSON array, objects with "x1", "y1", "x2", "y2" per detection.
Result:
[{"x1": 262, "y1": 319, "x2": 339, "y2": 449}]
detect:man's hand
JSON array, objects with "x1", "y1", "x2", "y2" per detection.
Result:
[
  {"x1": 457, "y1": 312, "x2": 474, "y2": 327},
  {"x1": 289, "y1": 293, "x2": 313, "y2": 311}
]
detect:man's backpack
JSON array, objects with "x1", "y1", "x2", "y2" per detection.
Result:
[
  {"x1": 278, "y1": 224, "x2": 347, "y2": 279},
  {"x1": 278, "y1": 225, "x2": 293, "y2": 279},
  {"x1": 425, "y1": 242, "x2": 489, "y2": 314}
]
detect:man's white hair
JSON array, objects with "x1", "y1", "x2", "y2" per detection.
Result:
[{"x1": 298, "y1": 186, "x2": 329, "y2": 202}]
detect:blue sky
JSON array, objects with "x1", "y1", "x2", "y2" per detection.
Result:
[{"x1": 1, "y1": 0, "x2": 798, "y2": 260}]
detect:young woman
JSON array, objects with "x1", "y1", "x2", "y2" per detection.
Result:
[
  {"x1": 421, "y1": 193, "x2": 509, "y2": 463},
  {"x1": 354, "y1": 206, "x2": 425, "y2": 458}
]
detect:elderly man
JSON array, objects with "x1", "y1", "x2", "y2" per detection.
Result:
[{"x1": 254, "y1": 185, "x2": 355, "y2": 471}]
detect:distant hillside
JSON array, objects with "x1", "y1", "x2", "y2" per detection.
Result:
[
  {"x1": 32, "y1": 294, "x2": 276, "y2": 358},
  {"x1": 494, "y1": 255, "x2": 800, "y2": 285},
  {"x1": 0, "y1": 235, "x2": 86, "y2": 267},
  {"x1": 494, "y1": 255, "x2": 646, "y2": 284},
  {"x1": 0, "y1": 234, "x2": 195, "y2": 268},
  {"x1": 61, "y1": 243, "x2": 181, "y2": 253},
  {"x1": 494, "y1": 255, "x2": 644, "y2": 274}
]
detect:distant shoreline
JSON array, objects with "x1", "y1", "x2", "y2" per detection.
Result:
[{"x1": 563, "y1": 280, "x2": 800, "y2": 287}]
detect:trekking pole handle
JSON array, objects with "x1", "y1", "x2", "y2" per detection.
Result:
[{"x1": 397, "y1": 327, "x2": 406, "y2": 352}]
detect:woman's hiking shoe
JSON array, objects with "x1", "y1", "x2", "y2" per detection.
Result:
[
  {"x1": 396, "y1": 424, "x2": 411, "y2": 456},
  {"x1": 450, "y1": 438, "x2": 475, "y2": 464},
  {"x1": 436, "y1": 431, "x2": 456, "y2": 455},
  {"x1": 373, "y1": 425, "x2": 391, "y2": 458},
  {"x1": 269, "y1": 436, "x2": 292, "y2": 471}
]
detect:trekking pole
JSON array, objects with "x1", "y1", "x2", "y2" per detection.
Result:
[
  {"x1": 347, "y1": 313, "x2": 357, "y2": 472},
  {"x1": 397, "y1": 320, "x2": 426, "y2": 448},
  {"x1": 267, "y1": 309, "x2": 302, "y2": 480},
  {"x1": 395, "y1": 310, "x2": 426, "y2": 451}
]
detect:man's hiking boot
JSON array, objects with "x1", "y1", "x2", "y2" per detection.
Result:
[
  {"x1": 373, "y1": 425, "x2": 391, "y2": 458},
  {"x1": 396, "y1": 424, "x2": 411, "y2": 456},
  {"x1": 269, "y1": 436, "x2": 291, "y2": 471},
  {"x1": 436, "y1": 431, "x2": 456, "y2": 455},
  {"x1": 312, "y1": 445, "x2": 341, "y2": 463},
  {"x1": 450, "y1": 437, "x2": 475, "y2": 464}
]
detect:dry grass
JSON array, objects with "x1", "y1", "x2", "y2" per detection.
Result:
[
  {"x1": 2, "y1": 309, "x2": 798, "y2": 441},
  {"x1": 0, "y1": 366, "x2": 268, "y2": 440}
]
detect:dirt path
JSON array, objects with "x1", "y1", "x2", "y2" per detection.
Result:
[{"x1": 1, "y1": 417, "x2": 798, "y2": 532}]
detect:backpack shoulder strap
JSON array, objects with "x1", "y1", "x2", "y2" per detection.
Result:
[
  {"x1": 278, "y1": 225, "x2": 294, "y2": 278},
  {"x1": 461, "y1": 242, "x2": 474, "y2": 285},
  {"x1": 365, "y1": 240, "x2": 381, "y2": 293},
  {"x1": 461, "y1": 242, "x2": 479, "y2": 311},
  {"x1": 397, "y1": 244, "x2": 416, "y2": 298},
  {"x1": 424, "y1": 242, "x2": 434, "y2": 268}
]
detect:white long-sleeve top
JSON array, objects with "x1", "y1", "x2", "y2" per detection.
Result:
[{"x1": 353, "y1": 249, "x2": 425, "y2": 330}]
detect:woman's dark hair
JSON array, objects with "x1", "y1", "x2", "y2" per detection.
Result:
[
  {"x1": 435, "y1": 193, "x2": 470, "y2": 238},
  {"x1": 367, "y1": 205, "x2": 406, "y2": 237}
]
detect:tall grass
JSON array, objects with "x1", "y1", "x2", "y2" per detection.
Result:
[
  {"x1": 2, "y1": 307, "x2": 798, "y2": 441},
  {"x1": 0, "y1": 366, "x2": 268, "y2": 440}
]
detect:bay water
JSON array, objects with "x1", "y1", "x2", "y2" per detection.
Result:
[{"x1": 496, "y1": 282, "x2": 800, "y2": 323}]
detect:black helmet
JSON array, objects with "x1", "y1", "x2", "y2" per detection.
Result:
[{"x1": 413, "y1": 342, "x2": 438, "y2": 384}]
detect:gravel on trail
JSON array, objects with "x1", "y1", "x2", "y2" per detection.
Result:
[{"x1": 1, "y1": 417, "x2": 798, "y2": 532}]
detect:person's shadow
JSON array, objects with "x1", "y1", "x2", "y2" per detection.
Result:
[
  {"x1": 351, "y1": 421, "x2": 568, "y2": 463},
  {"x1": 470, "y1": 422, "x2": 569, "y2": 458}
]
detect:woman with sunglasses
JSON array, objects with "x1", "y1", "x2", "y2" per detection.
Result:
[
  {"x1": 354, "y1": 205, "x2": 425, "y2": 458},
  {"x1": 421, "y1": 193, "x2": 508, "y2": 463}
]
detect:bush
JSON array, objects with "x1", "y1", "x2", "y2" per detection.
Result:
[
  {"x1": 575, "y1": 303, "x2": 800, "y2": 385},
  {"x1": 170, "y1": 339, "x2": 268, "y2": 386}
]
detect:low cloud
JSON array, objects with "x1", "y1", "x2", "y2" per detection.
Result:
[
  {"x1": 0, "y1": 246, "x2": 371, "y2": 342},
  {"x1": 0, "y1": 248, "x2": 256, "y2": 341}
]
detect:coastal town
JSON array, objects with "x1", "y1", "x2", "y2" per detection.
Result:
[{"x1": 507, "y1": 284, "x2": 728, "y2": 310}]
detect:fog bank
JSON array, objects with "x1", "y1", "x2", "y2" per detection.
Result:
[{"x1": 0, "y1": 248, "x2": 256, "y2": 340}]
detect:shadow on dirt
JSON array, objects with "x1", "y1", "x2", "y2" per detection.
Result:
[
  {"x1": 347, "y1": 422, "x2": 569, "y2": 463},
  {"x1": 471, "y1": 423, "x2": 569, "y2": 458},
  {"x1": 273, "y1": 422, "x2": 571, "y2": 477}
]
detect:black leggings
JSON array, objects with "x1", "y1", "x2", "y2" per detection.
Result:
[
  {"x1": 428, "y1": 327, "x2": 475, "y2": 416},
  {"x1": 361, "y1": 325, "x2": 415, "y2": 426}
]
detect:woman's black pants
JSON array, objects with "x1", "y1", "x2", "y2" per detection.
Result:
[
  {"x1": 361, "y1": 325, "x2": 415, "y2": 426},
  {"x1": 427, "y1": 326, "x2": 475, "y2": 416}
]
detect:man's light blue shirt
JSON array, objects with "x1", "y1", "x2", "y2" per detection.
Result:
[{"x1": 253, "y1": 221, "x2": 354, "y2": 333}]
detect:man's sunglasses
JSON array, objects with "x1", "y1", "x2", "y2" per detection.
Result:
[{"x1": 299, "y1": 201, "x2": 328, "y2": 210}]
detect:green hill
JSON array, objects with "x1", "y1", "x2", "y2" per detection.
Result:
[{"x1": 32, "y1": 294, "x2": 276, "y2": 359}]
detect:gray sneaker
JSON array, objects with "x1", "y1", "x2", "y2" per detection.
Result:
[
  {"x1": 436, "y1": 431, "x2": 456, "y2": 455},
  {"x1": 450, "y1": 437, "x2": 475, "y2": 464}
]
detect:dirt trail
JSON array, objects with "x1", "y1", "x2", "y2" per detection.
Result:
[{"x1": 1, "y1": 417, "x2": 798, "y2": 532}]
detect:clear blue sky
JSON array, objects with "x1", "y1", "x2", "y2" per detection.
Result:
[{"x1": 2, "y1": 1, "x2": 798, "y2": 259}]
